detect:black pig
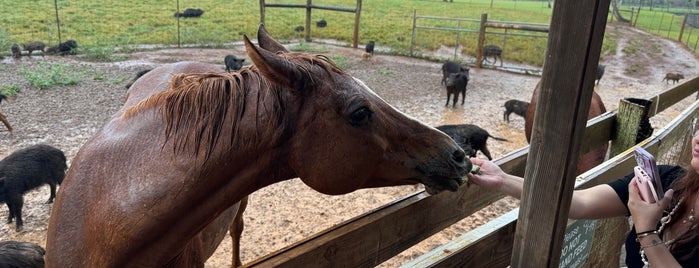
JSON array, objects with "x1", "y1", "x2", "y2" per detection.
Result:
[
  {"x1": 436, "y1": 124, "x2": 508, "y2": 160},
  {"x1": 0, "y1": 241, "x2": 45, "y2": 268},
  {"x1": 11, "y1": 44, "x2": 20, "y2": 59},
  {"x1": 663, "y1": 73, "x2": 684, "y2": 84},
  {"x1": 46, "y1": 39, "x2": 78, "y2": 56},
  {"x1": 174, "y1": 8, "x2": 204, "y2": 18},
  {"x1": 365, "y1": 40, "x2": 375, "y2": 55},
  {"x1": 596, "y1": 64, "x2": 605, "y2": 85},
  {"x1": 441, "y1": 61, "x2": 468, "y2": 85},
  {"x1": 483, "y1": 45, "x2": 502, "y2": 65},
  {"x1": 22, "y1": 41, "x2": 45, "y2": 57},
  {"x1": 125, "y1": 69, "x2": 152, "y2": 89},
  {"x1": 503, "y1": 99, "x2": 529, "y2": 123},
  {"x1": 444, "y1": 71, "x2": 469, "y2": 107},
  {"x1": 224, "y1": 55, "x2": 245, "y2": 72},
  {"x1": 0, "y1": 144, "x2": 67, "y2": 231}
]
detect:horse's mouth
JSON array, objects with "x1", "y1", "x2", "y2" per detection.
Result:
[
  {"x1": 420, "y1": 175, "x2": 468, "y2": 195},
  {"x1": 414, "y1": 159, "x2": 471, "y2": 195}
]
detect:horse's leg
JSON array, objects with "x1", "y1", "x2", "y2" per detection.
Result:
[{"x1": 230, "y1": 196, "x2": 248, "y2": 267}]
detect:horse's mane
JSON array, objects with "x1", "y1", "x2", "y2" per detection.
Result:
[{"x1": 121, "y1": 53, "x2": 343, "y2": 160}]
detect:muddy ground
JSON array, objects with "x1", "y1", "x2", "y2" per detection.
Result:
[{"x1": 0, "y1": 22, "x2": 697, "y2": 267}]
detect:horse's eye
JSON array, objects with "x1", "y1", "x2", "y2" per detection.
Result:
[{"x1": 348, "y1": 107, "x2": 372, "y2": 126}]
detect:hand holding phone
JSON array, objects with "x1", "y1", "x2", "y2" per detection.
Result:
[{"x1": 634, "y1": 166, "x2": 660, "y2": 203}]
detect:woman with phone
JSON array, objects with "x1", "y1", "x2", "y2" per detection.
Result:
[{"x1": 467, "y1": 119, "x2": 699, "y2": 267}]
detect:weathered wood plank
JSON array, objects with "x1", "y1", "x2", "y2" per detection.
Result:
[
  {"x1": 513, "y1": 0, "x2": 610, "y2": 265},
  {"x1": 402, "y1": 210, "x2": 518, "y2": 268},
  {"x1": 647, "y1": 75, "x2": 699, "y2": 117}
]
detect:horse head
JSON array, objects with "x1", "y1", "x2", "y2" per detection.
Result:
[{"x1": 246, "y1": 24, "x2": 471, "y2": 195}]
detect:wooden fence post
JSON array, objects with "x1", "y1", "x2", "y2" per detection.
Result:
[
  {"x1": 582, "y1": 98, "x2": 652, "y2": 267},
  {"x1": 511, "y1": 0, "x2": 610, "y2": 266},
  {"x1": 679, "y1": 14, "x2": 688, "y2": 43},
  {"x1": 477, "y1": 13, "x2": 487, "y2": 68},
  {"x1": 260, "y1": 0, "x2": 266, "y2": 24},
  {"x1": 304, "y1": 0, "x2": 312, "y2": 42},
  {"x1": 629, "y1": 7, "x2": 635, "y2": 25}
]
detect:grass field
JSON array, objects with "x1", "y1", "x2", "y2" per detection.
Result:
[{"x1": 2, "y1": 0, "x2": 695, "y2": 65}]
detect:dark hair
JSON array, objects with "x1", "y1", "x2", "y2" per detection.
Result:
[{"x1": 666, "y1": 166, "x2": 699, "y2": 264}]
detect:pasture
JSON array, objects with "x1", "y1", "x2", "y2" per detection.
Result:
[
  {"x1": 1, "y1": 0, "x2": 621, "y2": 66},
  {"x1": 4, "y1": 0, "x2": 696, "y2": 67},
  {"x1": 0, "y1": 19, "x2": 697, "y2": 266}
]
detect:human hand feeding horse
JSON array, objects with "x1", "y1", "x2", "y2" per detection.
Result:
[{"x1": 45, "y1": 24, "x2": 472, "y2": 267}]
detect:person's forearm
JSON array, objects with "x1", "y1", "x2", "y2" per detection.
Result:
[{"x1": 499, "y1": 174, "x2": 523, "y2": 200}]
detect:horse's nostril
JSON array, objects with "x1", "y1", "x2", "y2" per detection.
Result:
[{"x1": 452, "y1": 148, "x2": 465, "y2": 163}]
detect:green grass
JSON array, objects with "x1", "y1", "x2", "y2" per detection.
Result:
[
  {"x1": 330, "y1": 54, "x2": 349, "y2": 69},
  {"x1": 19, "y1": 63, "x2": 85, "y2": 90},
  {"x1": 0, "y1": 85, "x2": 20, "y2": 96},
  {"x1": 3, "y1": 1, "x2": 693, "y2": 66},
  {"x1": 618, "y1": 5, "x2": 699, "y2": 50},
  {"x1": 81, "y1": 46, "x2": 127, "y2": 62}
]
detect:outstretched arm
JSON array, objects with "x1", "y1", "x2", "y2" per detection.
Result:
[{"x1": 467, "y1": 158, "x2": 628, "y2": 219}]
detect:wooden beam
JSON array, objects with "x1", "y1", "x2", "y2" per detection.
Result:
[{"x1": 513, "y1": 0, "x2": 610, "y2": 266}]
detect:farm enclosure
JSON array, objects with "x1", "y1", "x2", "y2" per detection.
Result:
[{"x1": 0, "y1": 21, "x2": 697, "y2": 267}]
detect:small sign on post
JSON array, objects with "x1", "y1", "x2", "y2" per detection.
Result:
[{"x1": 559, "y1": 220, "x2": 596, "y2": 268}]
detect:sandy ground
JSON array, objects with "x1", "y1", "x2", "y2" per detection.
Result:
[{"x1": 0, "y1": 22, "x2": 697, "y2": 267}]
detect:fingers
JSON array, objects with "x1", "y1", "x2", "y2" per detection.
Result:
[
  {"x1": 627, "y1": 178, "x2": 645, "y2": 203},
  {"x1": 469, "y1": 157, "x2": 485, "y2": 166}
]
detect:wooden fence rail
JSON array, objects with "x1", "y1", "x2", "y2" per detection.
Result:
[
  {"x1": 244, "y1": 76, "x2": 699, "y2": 267},
  {"x1": 259, "y1": 0, "x2": 362, "y2": 48},
  {"x1": 410, "y1": 12, "x2": 548, "y2": 74}
]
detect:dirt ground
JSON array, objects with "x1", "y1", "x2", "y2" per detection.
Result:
[{"x1": 0, "y1": 22, "x2": 697, "y2": 267}]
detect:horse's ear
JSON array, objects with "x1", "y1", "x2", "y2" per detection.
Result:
[
  {"x1": 244, "y1": 34, "x2": 302, "y2": 88},
  {"x1": 257, "y1": 24, "x2": 289, "y2": 53}
]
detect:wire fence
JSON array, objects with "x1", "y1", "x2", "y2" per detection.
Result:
[
  {"x1": 2, "y1": 0, "x2": 324, "y2": 51},
  {"x1": 410, "y1": 11, "x2": 549, "y2": 75},
  {"x1": 617, "y1": 4, "x2": 699, "y2": 52},
  {"x1": 3, "y1": 1, "x2": 697, "y2": 59}
]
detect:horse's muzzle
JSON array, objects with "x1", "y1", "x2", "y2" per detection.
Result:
[{"x1": 419, "y1": 152, "x2": 472, "y2": 195}]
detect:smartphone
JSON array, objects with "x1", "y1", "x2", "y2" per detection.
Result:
[
  {"x1": 634, "y1": 166, "x2": 660, "y2": 203},
  {"x1": 633, "y1": 146, "x2": 663, "y2": 202}
]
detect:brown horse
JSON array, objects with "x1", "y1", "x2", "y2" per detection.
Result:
[
  {"x1": 525, "y1": 81, "x2": 607, "y2": 175},
  {"x1": 45, "y1": 24, "x2": 470, "y2": 267}
]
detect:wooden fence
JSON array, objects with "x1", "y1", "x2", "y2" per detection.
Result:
[
  {"x1": 410, "y1": 12, "x2": 549, "y2": 74},
  {"x1": 242, "y1": 76, "x2": 699, "y2": 267},
  {"x1": 259, "y1": 0, "x2": 362, "y2": 48}
]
